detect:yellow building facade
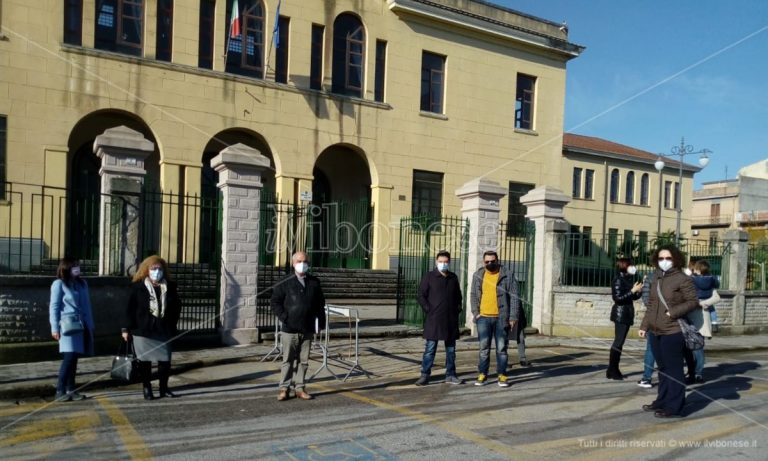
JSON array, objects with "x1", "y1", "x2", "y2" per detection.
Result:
[{"x1": 0, "y1": 0, "x2": 581, "y2": 271}]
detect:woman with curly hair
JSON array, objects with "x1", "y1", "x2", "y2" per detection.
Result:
[
  {"x1": 638, "y1": 244, "x2": 699, "y2": 418},
  {"x1": 122, "y1": 255, "x2": 181, "y2": 400}
]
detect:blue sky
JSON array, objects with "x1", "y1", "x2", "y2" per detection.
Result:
[{"x1": 495, "y1": 0, "x2": 768, "y2": 187}]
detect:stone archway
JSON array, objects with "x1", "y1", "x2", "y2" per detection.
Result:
[
  {"x1": 66, "y1": 110, "x2": 160, "y2": 261},
  {"x1": 311, "y1": 145, "x2": 372, "y2": 268}
]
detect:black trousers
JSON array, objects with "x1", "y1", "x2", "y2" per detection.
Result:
[{"x1": 650, "y1": 332, "x2": 686, "y2": 415}]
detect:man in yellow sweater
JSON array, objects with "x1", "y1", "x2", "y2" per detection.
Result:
[{"x1": 470, "y1": 251, "x2": 519, "y2": 387}]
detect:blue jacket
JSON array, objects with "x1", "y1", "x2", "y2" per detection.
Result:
[
  {"x1": 692, "y1": 274, "x2": 719, "y2": 300},
  {"x1": 49, "y1": 279, "x2": 95, "y2": 355}
]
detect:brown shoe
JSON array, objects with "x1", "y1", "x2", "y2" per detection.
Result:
[
  {"x1": 295, "y1": 390, "x2": 313, "y2": 400},
  {"x1": 277, "y1": 389, "x2": 289, "y2": 401}
]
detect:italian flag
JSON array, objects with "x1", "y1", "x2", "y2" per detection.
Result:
[{"x1": 229, "y1": 0, "x2": 241, "y2": 38}]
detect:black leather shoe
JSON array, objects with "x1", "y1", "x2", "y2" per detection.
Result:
[
  {"x1": 654, "y1": 410, "x2": 683, "y2": 418},
  {"x1": 642, "y1": 404, "x2": 659, "y2": 412},
  {"x1": 159, "y1": 389, "x2": 179, "y2": 398},
  {"x1": 143, "y1": 387, "x2": 155, "y2": 401}
]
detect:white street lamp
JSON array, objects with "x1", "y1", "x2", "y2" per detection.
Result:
[{"x1": 654, "y1": 138, "x2": 712, "y2": 244}]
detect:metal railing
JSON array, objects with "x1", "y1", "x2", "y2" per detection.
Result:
[
  {"x1": 498, "y1": 220, "x2": 535, "y2": 325},
  {"x1": 560, "y1": 232, "x2": 730, "y2": 287},
  {"x1": 746, "y1": 243, "x2": 768, "y2": 291}
]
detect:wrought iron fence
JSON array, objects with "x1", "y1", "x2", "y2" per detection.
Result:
[
  {"x1": 397, "y1": 216, "x2": 469, "y2": 327},
  {"x1": 746, "y1": 242, "x2": 768, "y2": 291},
  {"x1": 498, "y1": 221, "x2": 535, "y2": 325},
  {"x1": 560, "y1": 232, "x2": 731, "y2": 288}
]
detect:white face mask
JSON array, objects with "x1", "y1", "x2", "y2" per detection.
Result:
[
  {"x1": 658, "y1": 260, "x2": 673, "y2": 272},
  {"x1": 149, "y1": 269, "x2": 163, "y2": 282},
  {"x1": 627, "y1": 266, "x2": 637, "y2": 275},
  {"x1": 294, "y1": 262, "x2": 309, "y2": 275},
  {"x1": 436, "y1": 262, "x2": 450, "y2": 273},
  {"x1": 70, "y1": 266, "x2": 81, "y2": 277}
]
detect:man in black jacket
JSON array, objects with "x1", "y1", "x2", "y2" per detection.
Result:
[
  {"x1": 415, "y1": 250, "x2": 463, "y2": 386},
  {"x1": 271, "y1": 251, "x2": 326, "y2": 401}
]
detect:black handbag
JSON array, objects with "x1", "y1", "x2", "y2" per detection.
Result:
[
  {"x1": 657, "y1": 283, "x2": 705, "y2": 350},
  {"x1": 110, "y1": 340, "x2": 141, "y2": 383}
]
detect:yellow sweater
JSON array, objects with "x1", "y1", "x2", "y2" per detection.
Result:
[{"x1": 479, "y1": 271, "x2": 500, "y2": 317}]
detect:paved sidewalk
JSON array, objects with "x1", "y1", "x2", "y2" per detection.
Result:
[{"x1": 2, "y1": 329, "x2": 765, "y2": 400}]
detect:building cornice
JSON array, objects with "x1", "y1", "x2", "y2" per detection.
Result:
[
  {"x1": 387, "y1": 0, "x2": 584, "y2": 60},
  {"x1": 564, "y1": 147, "x2": 701, "y2": 175}
]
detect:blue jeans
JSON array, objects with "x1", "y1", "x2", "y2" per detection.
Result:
[
  {"x1": 693, "y1": 348, "x2": 705, "y2": 376},
  {"x1": 421, "y1": 339, "x2": 457, "y2": 377},
  {"x1": 709, "y1": 307, "x2": 719, "y2": 324},
  {"x1": 57, "y1": 352, "x2": 80, "y2": 393},
  {"x1": 642, "y1": 332, "x2": 655, "y2": 381},
  {"x1": 477, "y1": 317, "x2": 508, "y2": 376}
]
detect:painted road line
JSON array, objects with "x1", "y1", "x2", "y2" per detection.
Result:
[{"x1": 95, "y1": 395, "x2": 153, "y2": 460}]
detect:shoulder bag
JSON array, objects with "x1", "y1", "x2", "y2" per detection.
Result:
[
  {"x1": 657, "y1": 282, "x2": 705, "y2": 350},
  {"x1": 59, "y1": 284, "x2": 85, "y2": 335}
]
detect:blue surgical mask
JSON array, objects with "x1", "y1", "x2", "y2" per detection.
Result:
[
  {"x1": 149, "y1": 269, "x2": 163, "y2": 282},
  {"x1": 436, "y1": 262, "x2": 450, "y2": 273}
]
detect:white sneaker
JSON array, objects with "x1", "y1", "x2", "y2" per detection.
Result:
[{"x1": 637, "y1": 379, "x2": 652, "y2": 389}]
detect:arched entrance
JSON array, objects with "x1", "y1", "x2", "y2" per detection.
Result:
[
  {"x1": 66, "y1": 111, "x2": 160, "y2": 262},
  {"x1": 200, "y1": 130, "x2": 276, "y2": 263},
  {"x1": 311, "y1": 145, "x2": 372, "y2": 268}
]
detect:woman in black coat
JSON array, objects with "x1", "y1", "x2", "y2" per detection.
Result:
[
  {"x1": 607, "y1": 257, "x2": 643, "y2": 379},
  {"x1": 414, "y1": 251, "x2": 463, "y2": 385},
  {"x1": 122, "y1": 255, "x2": 181, "y2": 400}
]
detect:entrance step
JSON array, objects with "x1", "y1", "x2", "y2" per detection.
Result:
[{"x1": 257, "y1": 267, "x2": 398, "y2": 301}]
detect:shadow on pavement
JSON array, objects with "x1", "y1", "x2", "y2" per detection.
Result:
[{"x1": 684, "y1": 375, "x2": 753, "y2": 416}]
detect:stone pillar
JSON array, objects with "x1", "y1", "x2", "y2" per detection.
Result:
[
  {"x1": 455, "y1": 179, "x2": 507, "y2": 334},
  {"x1": 520, "y1": 186, "x2": 571, "y2": 335},
  {"x1": 93, "y1": 126, "x2": 154, "y2": 276},
  {"x1": 370, "y1": 184, "x2": 394, "y2": 270},
  {"x1": 212, "y1": 143, "x2": 270, "y2": 345},
  {"x1": 724, "y1": 229, "x2": 749, "y2": 327}
]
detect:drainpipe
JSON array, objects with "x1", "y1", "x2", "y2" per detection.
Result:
[{"x1": 601, "y1": 160, "x2": 608, "y2": 237}]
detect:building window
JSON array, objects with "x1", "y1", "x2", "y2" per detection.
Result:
[
  {"x1": 568, "y1": 225, "x2": 580, "y2": 256},
  {"x1": 515, "y1": 74, "x2": 536, "y2": 130},
  {"x1": 95, "y1": 0, "x2": 144, "y2": 56},
  {"x1": 709, "y1": 232, "x2": 718, "y2": 248},
  {"x1": 609, "y1": 169, "x2": 619, "y2": 203},
  {"x1": 420, "y1": 51, "x2": 445, "y2": 113},
  {"x1": 664, "y1": 181, "x2": 672, "y2": 208},
  {"x1": 411, "y1": 170, "x2": 443, "y2": 218},
  {"x1": 584, "y1": 169, "x2": 594, "y2": 199},
  {"x1": 674, "y1": 182, "x2": 680, "y2": 210},
  {"x1": 572, "y1": 167, "x2": 582, "y2": 198},
  {"x1": 710, "y1": 203, "x2": 720, "y2": 222},
  {"x1": 274, "y1": 16, "x2": 289, "y2": 83},
  {"x1": 310, "y1": 24, "x2": 324, "y2": 90},
  {"x1": 64, "y1": 0, "x2": 83, "y2": 45},
  {"x1": 582, "y1": 226, "x2": 592, "y2": 257},
  {"x1": 0, "y1": 116, "x2": 5, "y2": 200},
  {"x1": 198, "y1": 0, "x2": 215, "y2": 69},
  {"x1": 226, "y1": 0, "x2": 265, "y2": 78},
  {"x1": 155, "y1": 0, "x2": 173, "y2": 62},
  {"x1": 625, "y1": 171, "x2": 635, "y2": 204},
  {"x1": 507, "y1": 182, "x2": 534, "y2": 237},
  {"x1": 639, "y1": 231, "x2": 649, "y2": 257},
  {"x1": 608, "y1": 228, "x2": 619, "y2": 257},
  {"x1": 332, "y1": 13, "x2": 364, "y2": 97},
  {"x1": 640, "y1": 173, "x2": 649, "y2": 205},
  {"x1": 374, "y1": 40, "x2": 387, "y2": 103}
]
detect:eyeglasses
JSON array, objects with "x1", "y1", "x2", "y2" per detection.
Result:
[{"x1": 658, "y1": 257, "x2": 673, "y2": 261}]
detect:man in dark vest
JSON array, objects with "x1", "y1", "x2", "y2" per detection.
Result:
[{"x1": 415, "y1": 250, "x2": 464, "y2": 385}]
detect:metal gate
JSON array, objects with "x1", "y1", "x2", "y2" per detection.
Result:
[
  {"x1": 498, "y1": 221, "x2": 536, "y2": 326},
  {"x1": 396, "y1": 216, "x2": 469, "y2": 327}
]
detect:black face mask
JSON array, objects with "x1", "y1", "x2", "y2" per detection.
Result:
[{"x1": 485, "y1": 262, "x2": 500, "y2": 272}]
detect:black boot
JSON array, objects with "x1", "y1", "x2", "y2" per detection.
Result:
[
  {"x1": 140, "y1": 361, "x2": 154, "y2": 400},
  {"x1": 158, "y1": 361, "x2": 178, "y2": 398},
  {"x1": 607, "y1": 349, "x2": 624, "y2": 380}
]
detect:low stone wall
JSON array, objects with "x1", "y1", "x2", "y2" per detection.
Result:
[
  {"x1": 0, "y1": 276, "x2": 132, "y2": 363},
  {"x1": 552, "y1": 287, "x2": 768, "y2": 338}
]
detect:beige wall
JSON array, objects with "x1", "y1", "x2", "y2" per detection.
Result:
[
  {"x1": 561, "y1": 153, "x2": 696, "y2": 239},
  {"x1": 0, "y1": 0, "x2": 574, "y2": 268}
]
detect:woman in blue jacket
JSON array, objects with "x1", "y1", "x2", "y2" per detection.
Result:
[
  {"x1": 607, "y1": 257, "x2": 642, "y2": 380},
  {"x1": 49, "y1": 257, "x2": 95, "y2": 401}
]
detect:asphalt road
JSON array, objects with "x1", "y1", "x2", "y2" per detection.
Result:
[{"x1": 1, "y1": 346, "x2": 766, "y2": 460}]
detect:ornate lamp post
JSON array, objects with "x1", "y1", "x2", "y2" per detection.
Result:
[{"x1": 654, "y1": 138, "x2": 711, "y2": 245}]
